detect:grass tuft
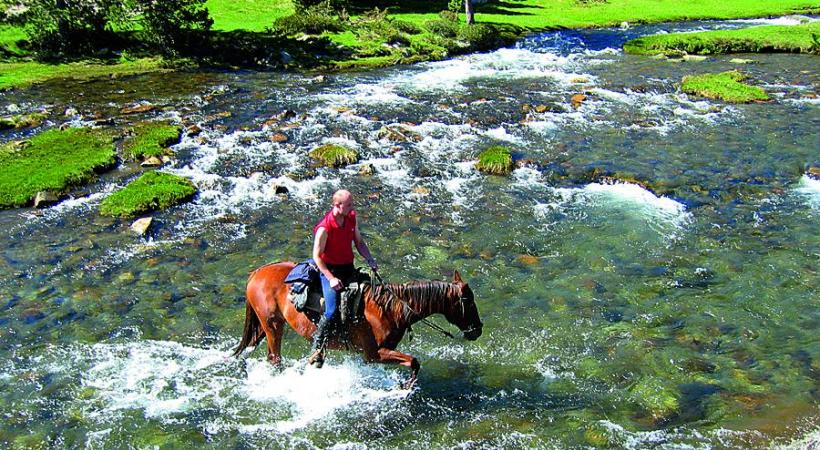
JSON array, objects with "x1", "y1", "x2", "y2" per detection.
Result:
[
  {"x1": 0, "y1": 128, "x2": 116, "y2": 208},
  {"x1": 309, "y1": 143, "x2": 359, "y2": 167},
  {"x1": 476, "y1": 145, "x2": 513, "y2": 175},
  {"x1": 123, "y1": 122, "x2": 183, "y2": 160},
  {"x1": 681, "y1": 70, "x2": 769, "y2": 103},
  {"x1": 99, "y1": 171, "x2": 197, "y2": 217}
]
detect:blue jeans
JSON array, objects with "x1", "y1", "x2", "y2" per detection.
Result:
[{"x1": 319, "y1": 263, "x2": 355, "y2": 320}]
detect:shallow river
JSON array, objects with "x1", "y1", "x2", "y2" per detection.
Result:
[{"x1": 1, "y1": 17, "x2": 818, "y2": 449}]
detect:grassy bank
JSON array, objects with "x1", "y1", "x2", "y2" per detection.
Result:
[
  {"x1": 1, "y1": 0, "x2": 818, "y2": 89},
  {"x1": 625, "y1": 21, "x2": 820, "y2": 56}
]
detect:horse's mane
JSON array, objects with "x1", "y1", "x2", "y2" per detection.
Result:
[{"x1": 368, "y1": 280, "x2": 459, "y2": 320}]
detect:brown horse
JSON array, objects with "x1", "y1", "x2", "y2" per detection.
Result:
[{"x1": 233, "y1": 262, "x2": 482, "y2": 386}]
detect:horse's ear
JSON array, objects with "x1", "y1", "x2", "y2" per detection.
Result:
[{"x1": 453, "y1": 270, "x2": 463, "y2": 283}]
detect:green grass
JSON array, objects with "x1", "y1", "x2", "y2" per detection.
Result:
[
  {"x1": 99, "y1": 171, "x2": 197, "y2": 217},
  {"x1": 0, "y1": 57, "x2": 172, "y2": 90},
  {"x1": 123, "y1": 122, "x2": 183, "y2": 160},
  {"x1": 625, "y1": 22, "x2": 820, "y2": 56},
  {"x1": 476, "y1": 145, "x2": 513, "y2": 175},
  {"x1": 206, "y1": 0, "x2": 294, "y2": 31},
  {"x1": 309, "y1": 143, "x2": 359, "y2": 167},
  {"x1": 0, "y1": 128, "x2": 116, "y2": 208},
  {"x1": 0, "y1": 24, "x2": 26, "y2": 57},
  {"x1": 681, "y1": 70, "x2": 770, "y2": 103}
]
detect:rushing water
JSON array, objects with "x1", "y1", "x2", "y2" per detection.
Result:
[{"x1": 1, "y1": 17, "x2": 818, "y2": 449}]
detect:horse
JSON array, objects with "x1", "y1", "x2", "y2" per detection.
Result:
[{"x1": 233, "y1": 261, "x2": 483, "y2": 387}]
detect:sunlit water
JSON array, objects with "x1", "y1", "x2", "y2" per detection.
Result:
[{"x1": 1, "y1": 18, "x2": 818, "y2": 449}]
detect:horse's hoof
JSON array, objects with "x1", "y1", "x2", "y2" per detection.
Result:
[
  {"x1": 307, "y1": 349, "x2": 325, "y2": 368},
  {"x1": 400, "y1": 377, "x2": 417, "y2": 390}
]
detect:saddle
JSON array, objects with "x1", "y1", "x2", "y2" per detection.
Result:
[{"x1": 285, "y1": 260, "x2": 369, "y2": 325}]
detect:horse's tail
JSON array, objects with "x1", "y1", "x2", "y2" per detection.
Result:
[{"x1": 233, "y1": 301, "x2": 263, "y2": 357}]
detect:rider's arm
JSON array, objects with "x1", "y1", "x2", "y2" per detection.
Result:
[
  {"x1": 354, "y1": 225, "x2": 378, "y2": 270},
  {"x1": 313, "y1": 227, "x2": 343, "y2": 289}
]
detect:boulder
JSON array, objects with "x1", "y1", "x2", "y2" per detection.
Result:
[
  {"x1": 571, "y1": 94, "x2": 586, "y2": 108},
  {"x1": 358, "y1": 163, "x2": 375, "y2": 176},
  {"x1": 130, "y1": 217, "x2": 153, "y2": 235},
  {"x1": 273, "y1": 184, "x2": 289, "y2": 195},
  {"x1": 33, "y1": 191, "x2": 59, "y2": 208},
  {"x1": 186, "y1": 124, "x2": 202, "y2": 136},
  {"x1": 140, "y1": 156, "x2": 163, "y2": 167},
  {"x1": 729, "y1": 58, "x2": 756, "y2": 64},
  {"x1": 808, "y1": 166, "x2": 820, "y2": 180},
  {"x1": 683, "y1": 54, "x2": 708, "y2": 62}
]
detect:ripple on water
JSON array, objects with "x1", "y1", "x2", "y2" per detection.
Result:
[{"x1": 794, "y1": 175, "x2": 820, "y2": 210}]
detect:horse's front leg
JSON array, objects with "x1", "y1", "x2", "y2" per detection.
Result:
[{"x1": 377, "y1": 348, "x2": 420, "y2": 389}]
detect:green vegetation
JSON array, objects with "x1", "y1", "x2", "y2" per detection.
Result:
[
  {"x1": 309, "y1": 143, "x2": 359, "y2": 167},
  {"x1": 206, "y1": 0, "x2": 293, "y2": 31},
  {"x1": 681, "y1": 70, "x2": 769, "y2": 103},
  {"x1": 0, "y1": 128, "x2": 116, "y2": 208},
  {"x1": 0, "y1": 112, "x2": 46, "y2": 129},
  {"x1": 476, "y1": 145, "x2": 513, "y2": 175},
  {"x1": 99, "y1": 171, "x2": 197, "y2": 217},
  {"x1": 123, "y1": 123, "x2": 183, "y2": 160},
  {"x1": 624, "y1": 22, "x2": 820, "y2": 56},
  {"x1": 0, "y1": 57, "x2": 173, "y2": 91},
  {"x1": 629, "y1": 376, "x2": 680, "y2": 421}
]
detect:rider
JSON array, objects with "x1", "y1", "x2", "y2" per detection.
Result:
[{"x1": 309, "y1": 189, "x2": 378, "y2": 366}]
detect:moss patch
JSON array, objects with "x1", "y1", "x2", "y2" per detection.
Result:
[
  {"x1": 630, "y1": 376, "x2": 680, "y2": 420},
  {"x1": 99, "y1": 171, "x2": 197, "y2": 218},
  {"x1": 309, "y1": 144, "x2": 358, "y2": 167},
  {"x1": 0, "y1": 112, "x2": 47, "y2": 130},
  {"x1": 476, "y1": 145, "x2": 513, "y2": 175},
  {"x1": 123, "y1": 122, "x2": 183, "y2": 160},
  {"x1": 0, "y1": 128, "x2": 116, "y2": 208},
  {"x1": 681, "y1": 70, "x2": 769, "y2": 103},
  {"x1": 624, "y1": 22, "x2": 820, "y2": 56}
]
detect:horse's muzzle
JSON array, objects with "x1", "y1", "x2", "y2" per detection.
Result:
[{"x1": 462, "y1": 323, "x2": 482, "y2": 341}]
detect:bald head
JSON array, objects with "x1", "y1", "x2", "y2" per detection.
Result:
[
  {"x1": 332, "y1": 189, "x2": 352, "y2": 204},
  {"x1": 331, "y1": 189, "x2": 354, "y2": 217}
]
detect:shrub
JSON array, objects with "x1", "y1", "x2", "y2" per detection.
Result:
[
  {"x1": 100, "y1": 171, "x2": 197, "y2": 217},
  {"x1": 457, "y1": 23, "x2": 497, "y2": 51},
  {"x1": 425, "y1": 19, "x2": 459, "y2": 38},
  {"x1": 393, "y1": 20, "x2": 421, "y2": 35},
  {"x1": 273, "y1": 2, "x2": 346, "y2": 35},
  {"x1": 476, "y1": 145, "x2": 513, "y2": 175},
  {"x1": 137, "y1": 0, "x2": 213, "y2": 55}
]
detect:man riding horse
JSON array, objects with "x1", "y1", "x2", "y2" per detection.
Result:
[{"x1": 309, "y1": 189, "x2": 378, "y2": 367}]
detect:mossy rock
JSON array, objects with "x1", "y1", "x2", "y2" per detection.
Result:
[
  {"x1": 122, "y1": 122, "x2": 183, "y2": 160},
  {"x1": 0, "y1": 127, "x2": 116, "y2": 208},
  {"x1": 309, "y1": 144, "x2": 359, "y2": 167},
  {"x1": 0, "y1": 112, "x2": 47, "y2": 130},
  {"x1": 99, "y1": 171, "x2": 197, "y2": 218},
  {"x1": 681, "y1": 71, "x2": 769, "y2": 103},
  {"x1": 629, "y1": 376, "x2": 680, "y2": 420},
  {"x1": 476, "y1": 145, "x2": 513, "y2": 175}
]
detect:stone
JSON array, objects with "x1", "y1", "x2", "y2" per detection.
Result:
[
  {"x1": 570, "y1": 94, "x2": 586, "y2": 108},
  {"x1": 273, "y1": 184, "x2": 289, "y2": 195},
  {"x1": 117, "y1": 272, "x2": 135, "y2": 283},
  {"x1": 569, "y1": 76, "x2": 590, "y2": 84},
  {"x1": 186, "y1": 124, "x2": 202, "y2": 136},
  {"x1": 359, "y1": 163, "x2": 375, "y2": 176},
  {"x1": 808, "y1": 166, "x2": 820, "y2": 180},
  {"x1": 140, "y1": 156, "x2": 163, "y2": 167},
  {"x1": 121, "y1": 104, "x2": 155, "y2": 114},
  {"x1": 683, "y1": 54, "x2": 707, "y2": 62},
  {"x1": 64, "y1": 107, "x2": 79, "y2": 117},
  {"x1": 411, "y1": 186, "x2": 431, "y2": 195},
  {"x1": 534, "y1": 104, "x2": 549, "y2": 113},
  {"x1": 516, "y1": 254, "x2": 539, "y2": 265},
  {"x1": 276, "y1": 110, "x2": 296, "y2": 121},
  {"x1": 729, "y1": 58, "x2": 755, "y2": 64},
  {"x1": 33, "y1": 191, "x2": 59, "y2": 208},
  {"x1": 130, "y1": 217, "x2": 153, "y2": 235},
  {"x1": 619, "y1": 21, "x2": 629, "y2": 30},
  {"x1": 521, "y1": 104, "x2": 532, "y2": 113},
  {"x1": 270, "y1": 133, "x2": 288, "y2": 143}
]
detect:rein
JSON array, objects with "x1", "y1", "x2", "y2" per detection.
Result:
[{"x1": 371, "y1": 269, "x2": 457, "y2": 340}]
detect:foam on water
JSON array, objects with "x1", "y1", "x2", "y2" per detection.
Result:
[
  {"x1": 794, "y1": 174, "x2": 820, "y2": 209},
  {"x1": 38, "y1": 339, "x2": 409, "y2": 438}
]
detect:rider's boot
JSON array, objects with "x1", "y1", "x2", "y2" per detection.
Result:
[{"x1": 308, "y1": 316, "x2": 331, "y2": 368}]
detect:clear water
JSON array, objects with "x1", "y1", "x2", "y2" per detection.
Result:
[{"x1": 1, "y1": 18, "x2": 818, "y2": 449}]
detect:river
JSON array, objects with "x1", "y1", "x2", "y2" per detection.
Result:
[{"x1": 0, "y1": 17, "x2": 818, "y2": 449}]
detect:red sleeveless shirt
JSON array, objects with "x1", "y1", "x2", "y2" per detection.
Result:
[{"x1": 314, "y1": 209, "x2": 356, "y2": 265}]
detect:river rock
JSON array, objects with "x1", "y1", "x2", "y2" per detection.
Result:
[
  {"x1": 571, "y1": 94, "x2": 586, "y2": 108},
  {"x1": 808, "y1": 166, "x2": 820, "y2": 180},
  {"x1": 273, "y1": 184, "x2": 289, "y2": 195},
  {"x1": 276, "y1": 110, "x2": 297, "y2": 121},
  {"x1": 64, "y1": 107, "x2": 79, "y2": 117},
  {"x1": 411, "y1": 186, "x2": 431, "y2": 195},
  {"x1": 683, "y1": 54, "x2": 707, "y2": 62},
  {"x1": 516, "y1": 254, "x2": 539, "y2": 265},
  {"x1": 729, "y1": 58, "x2": 755, "y2": 64},
  {"x1": 270, "y1": 133, "x2": 288, "y2": 143},
  {"x1": 140, "y1": 156, "x2": 163, "y2": 167},
  {"x1": 33, "y1": 191, "x2": 59, "y2": 208},
  {"x1": 186, "y1": 124, "x2": 202, "y2": 136},
  {"x1": 130, "y1": 217, "x2": 153, "y2": 235},
  {"x1": 359, "y1": 163, "x2": 375, "y2": 176},
  {"x1": 121, "y1": 104, "x2": 155, "y2": 114}
]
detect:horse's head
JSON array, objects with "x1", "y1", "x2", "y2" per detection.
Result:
[{"x1": 445, "y1": 270, "x2": 483, "y2": 341}]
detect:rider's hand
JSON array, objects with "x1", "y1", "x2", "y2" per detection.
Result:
[
  {"x1": 329, "y1": 277, "x2": 344, "y2": 291},
  {"x1": 367, "y1": 257, "x2": 378, "y2": 271}
]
